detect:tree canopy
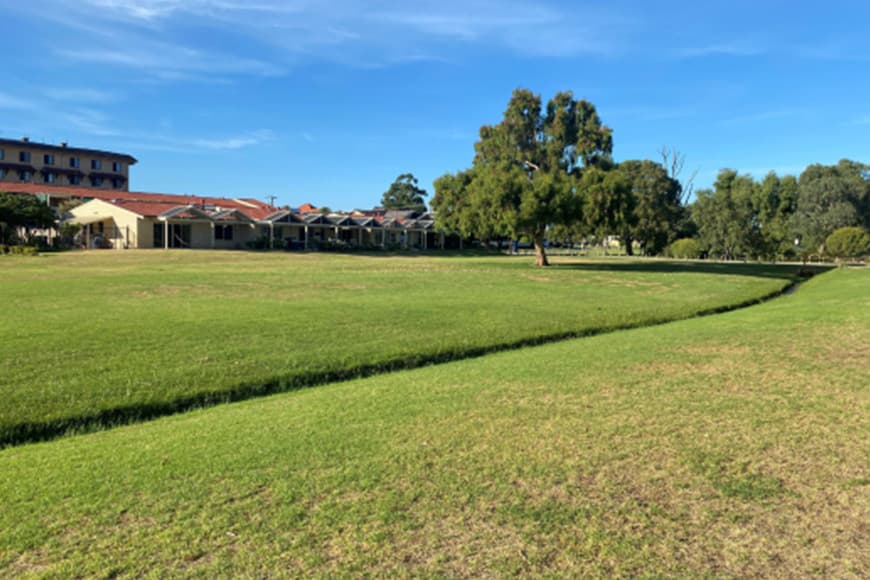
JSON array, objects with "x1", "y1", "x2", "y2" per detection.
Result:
[
  {"x1": 433, "y1": 88, "x2": 613, "y2": 266},
  {"x1": 381, "y1": 173, "x2": 428, "y2": 213},
  {"x1": 0, "y1": 192, "x2": 56, "y2": 244},
  {"x1": 684, "y1": 160, "x2": 869, "y2": 261},
  {"x1": 792, "y1": 160, "x2": 869, "y2": 253},
  {"x1": 617, "y1": 160, "x2": 683, "y2": 255},
  {"x1": 692, "y1": 170, "x2": 758, "y2": 260}
]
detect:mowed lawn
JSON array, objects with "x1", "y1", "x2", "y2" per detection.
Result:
[
  {"x1": 1, "y1": 268, "x2": 866, "y2": 577},
  {"x1": 0, "y1": 251, "x2": 802, "y2": 444}
]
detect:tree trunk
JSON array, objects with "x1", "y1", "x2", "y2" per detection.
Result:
[
  {"x1": 623, "y1": 234, "x2": 633, "y2": 256},
  {"x1": 533, "y1": 234, "x2": 549, "y2": 267}
]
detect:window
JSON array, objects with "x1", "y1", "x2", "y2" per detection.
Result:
[
  {"x1": 44, "y1": 172, "x2": 56, "y2": 184},
  {"x1": 111, "y1": 178, "x2": 123, "y2": 189},
  {"x1": 112, "y1": 162, "x2": 122, "y2": 172},
  {"x1": 44, "y1": 154, "x2": 55, "y2": 165},
  {"x1": 91, "y1": 176, "x2": 104, "y2": 187},
  {"x1": 68, "y1": 175, "x2": 81, "y2": 185},
  {"x1": 19, "y1": 151, "x2": 31, "y2": 163},
  {"x1": 91, "y1": 159, "x2": 101, "y2": 170},
  {"x1": 0, "y1": 149, "x2": 4, "y2": 161},
  {"x1": 0, "y1": 169, "x2": 5, "y2": 179},
  {"x1": 215, "y1": 225, "x2": 234, "y2": 241},
  {"x1": 70, "y1": 157, "x2": 80, "y2": 168},
  {"x1": 19, "y1": 170, "x2": 32, "y2": 181}
]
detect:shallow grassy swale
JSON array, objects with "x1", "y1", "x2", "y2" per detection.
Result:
[
  {"x1": 0, "y1": 266, "x2": 866, "y2": 576},
  {"x1": 0, "y1": 251, "x2": 804, "y2": 443}
]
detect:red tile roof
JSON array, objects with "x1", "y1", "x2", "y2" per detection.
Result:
[
  {"x1": 2, "y1": 182, "x2": 279, "y2": 220},
  {"x1": 110, "y1": 200, "x2": 185, "y2": 217}
]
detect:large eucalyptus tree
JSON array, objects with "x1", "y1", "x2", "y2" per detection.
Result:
[{"x1": 433, "y1": 88, "x2": 613, "y2": 266}]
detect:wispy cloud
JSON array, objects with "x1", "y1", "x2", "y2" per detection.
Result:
[
  {"x1": 44, "y1": 88, "x2": 120, "y2": 104},
  {"x1": 82, "y1": 0, "x2": 184, "y2": 21},
  {"x1": 189, "y1": 130, "x2": 276, "y2": 150},
  {"x1": 0, "y1": 91, "x2": 38, "y2": 111},
  {"x1": 1, "y1": 87, "x2": 275, "y2": 153},
  {"x1": 677, "y1": 42, "x2": 765, "y2": 58},
  {"x1": 60, "y1": 109, "x2": 122, "y2": 137},
  {"x1": 56, "y1": 42, "x2": 283, "y2": 79},
  {"x1": 7, "y1": 0, "x2": 632, "y2": 82}
]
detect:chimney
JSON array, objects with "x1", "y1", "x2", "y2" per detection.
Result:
[
  {"x1": 21, "y1": 136, "x2": 29, "y2": 142},
  {"x1": 60, "y1": 142, "x2": 68, "y2": 148}
]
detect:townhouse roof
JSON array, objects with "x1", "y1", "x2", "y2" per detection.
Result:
[
  {"x1": 2, "y1": 183, "x2": 278, "y2": 219},
  {"x1": 6, "y1": 183, "x2": 438, "y2": 230}
]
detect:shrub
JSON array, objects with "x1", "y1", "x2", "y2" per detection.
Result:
[
  {"x1": 666, "y1": 238, "x2": 701, "y2": 259},
  {"x1": 825, "y1": 227, "x2": 870, "y2": 260},
  {"x1": 320, "y1": 239, "x2": 352, "y2": 252},
  {"x1": 245, "y1": 235, "x2": 280, "y2": 250},
  {"x1": 6, "y1": 245, "x2": 38, "y2": 256}
]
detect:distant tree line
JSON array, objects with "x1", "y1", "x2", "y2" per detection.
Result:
[
  {"x1": 432, "y1": 88, "x2": 870, "y2": 265},
  {"x1": 685, "y1": 160, "x2": 870, "y2": 261}
]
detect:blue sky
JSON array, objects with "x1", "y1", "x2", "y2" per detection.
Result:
[{"x1": 1, "y1": 1, "x2": 868, "y2": 209}]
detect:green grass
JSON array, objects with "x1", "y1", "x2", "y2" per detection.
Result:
[
  {"x1": 0, "y1": 267, "x2": 866, "y2": 577},
  {"x1": 0, "y1": 251, "x2": 807, "y2": 445}
]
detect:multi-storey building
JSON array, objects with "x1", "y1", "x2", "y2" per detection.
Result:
[{"x1": 0, "y1": 137, "x2": 136, "y2": 191}]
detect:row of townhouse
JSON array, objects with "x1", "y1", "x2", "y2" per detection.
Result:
[{"x1": 4, "y1": 182, "x2": 454, "y2": 251}]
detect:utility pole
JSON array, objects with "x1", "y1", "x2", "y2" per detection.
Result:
[{"x1": 267, "y1": 194, "x2": 277, "y2": 206}]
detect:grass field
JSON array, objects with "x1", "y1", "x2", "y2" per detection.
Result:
[
  {"x1": 0, "y1": 265, "x2": 866, "y2": 577},
  {"x1": 0, "y1": 251, "x2": 806, "y2": 445}
]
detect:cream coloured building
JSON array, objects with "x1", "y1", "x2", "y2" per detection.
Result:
[{"x1": 0, "y1": 137, "x2": 136, "y2": 191}]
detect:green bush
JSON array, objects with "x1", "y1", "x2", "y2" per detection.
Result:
[
  {"x1": 0, "y1": 244, "x2": 7, "y2": 255},
  {"x1": 6, "y1": 245, "x2": 38, "y2": 256},
  {"x1": 320, "y1": 239, "x2": 352, "y2": 252},
  {"x1": 825, "y1": 227, "x2": 870, "y2": 260},
  {"x1": 666, "y1": 238, "x2": 701, "y2": 260},
  {"x1": 245, "y1": 235, "x2": 280, "y2": 251}
]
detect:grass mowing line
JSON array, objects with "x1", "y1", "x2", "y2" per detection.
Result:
[
  {"x1": 1, "y1": 270, "x2": 816, "y2": 449},
  {"x1": 0, "y1": 253, "x2": 809, "y2": 444}
]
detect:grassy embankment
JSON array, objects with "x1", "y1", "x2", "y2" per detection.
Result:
[
  {"x1": 0, "y1": 265, "x2": 866, "y2": 576},
  {"x1": 0, "y1": 251, "x2": 807, "y2": 445}
]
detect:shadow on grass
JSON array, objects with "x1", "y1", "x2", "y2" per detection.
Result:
[
  {"x1": 0, "y1": 271, "x2": 819, "y2": 450},
  {"x1": 308, "y1": 251, "x2": 837, "y2": 278},
  {"x1": 551, "y1": 261, "x2": 833, "y2": 280},
  {"x1": 336, "y1": 248, "x2": 503, "y2": 259}
]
